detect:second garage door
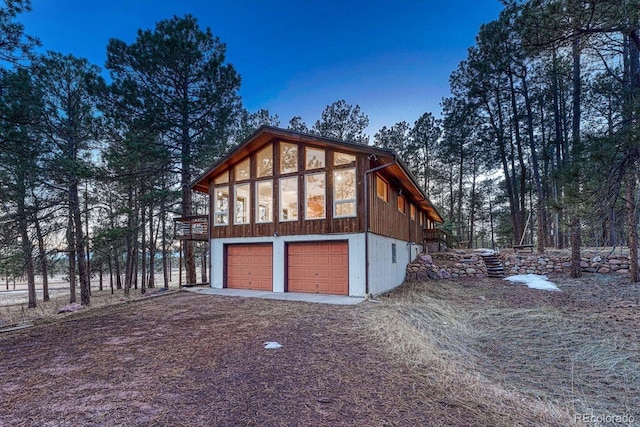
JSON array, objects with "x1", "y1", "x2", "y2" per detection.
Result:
[
  {"x1": 226, "y1": 244, "x2": 273, "y2": 291},
  {"x1": 287, "y1": 241, "x2": 348, "y2": 295}
]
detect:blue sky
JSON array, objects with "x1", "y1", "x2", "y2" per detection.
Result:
[{"x1": 21, "y1": 0, "x2": 504, "y2": 134}]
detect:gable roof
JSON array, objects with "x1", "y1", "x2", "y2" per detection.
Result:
[{"x1": 190, "y1": 126, "x2": 443, "y2": 223}]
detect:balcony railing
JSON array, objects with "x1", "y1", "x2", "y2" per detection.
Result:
[
  {"x1": 424, "y1": 228, "x2": 453, "y2": 249},
  {"x1": 174, "y1": 215, "x2": 209, "y2": 241}
]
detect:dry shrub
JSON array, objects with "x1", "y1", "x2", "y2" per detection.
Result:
[{"x1": 365, "y1": 281, "x2": 579, "y2": 427}]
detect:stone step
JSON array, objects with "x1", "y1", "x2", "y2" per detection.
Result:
[{"x1": 480, "y1": 255, "x2": 506, "y2": 278}]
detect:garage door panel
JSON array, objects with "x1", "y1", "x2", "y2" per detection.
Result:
[
  {"x1": 287, "y1": 241, "x2": 348, "y2": 295},
  {"x1": 227, "y1": 244, "x2": 273, "y2": 291}
]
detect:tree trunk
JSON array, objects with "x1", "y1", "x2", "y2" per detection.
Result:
[
  {"x1": 508, "y1": 69, "x2": 527, "y2": 244},
  {"x1": 141, "y1": 194, "x2": 147, "y2": 295},
  {"x1": 486, "y1": 91, "x2": 519, "y2": 247},
  {"x1": 34, "y1": 213, "x2": 49, "y2": 302},
  {"x1": 67, "y1": 213, "x2": 77, "y2": 304},
  {"x1": 627, "y1": 172, "x2": 639, "y2": 282},
  {"x1": 108, "y1": 254, "x2": 114, "y2": 294},
  {"x1": 162, "y1": 199, "x2": 169, "y2": 290},
  {"x1": 552, "y1": 49, "x2": 565, "y2": 249},
  {"x1": 570, "y1": 215, "x2": 582, "y2": 278},
  {"x1": 148, "y1": 202, "x2": 157, "y2": 289},
  {"x1": 70, "y1": 181, "x2": 90, "y2": 306},
  {"x1": 17, "y1": 193, "x2": 36, "y2": 308},
  {"x1": 201, "y1": 243, "x2": 207, "y2": 283},
  {"x1": 569, "y1": 37, "x2": 582, "y2": 279},
  {"x1": 114, "y1": 248, "x2": 122, "y2": 291},
  {"x1": 182, "y1": 108, "x2": 197, "y2": 285},
  {"x1": 521, "y1": 72, "x2": 545, "y2": 253},
  {"x1": 84, "y1": 182, "x2": 91, "y2": 295},
  {"x1": 457, "y1": 147, "x2": 464, "y2": 240}
]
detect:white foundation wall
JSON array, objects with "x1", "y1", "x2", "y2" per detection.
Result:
[
  {"x1": 367, "y1": 233, "x2": 422, "y2": 296},
  {"x1": 210, "y1": 233, "x2": 367, "y2": 297}
]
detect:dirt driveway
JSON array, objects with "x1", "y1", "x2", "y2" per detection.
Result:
[
  {"x1": 1, "y1": 274, "x2": 638, "y2": 427},
  {"x1": 0, "y1": 292, "x2": 481, "y2": 427}
]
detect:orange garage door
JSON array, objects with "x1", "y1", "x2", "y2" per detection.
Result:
[
  {"x1": 287, "y1": 241, "x2": 348, "y2": 295},
  {"x1": 226, "y1": 244, "x2": 273, "y2": 290}
]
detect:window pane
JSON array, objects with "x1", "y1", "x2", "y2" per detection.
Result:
[
  {"x1": 334, "y1": 168, "x2": 356, "y2": 217},
  {"x1": 410, "y1": 204, "x2": 416, "y2": 220},
  {"x1": 397, "y1": 195, "x2": 406, "y2": 213},
  {"x1": 256, "y1": 180, "x2": 273, "y2": 223},
  {"x1": 376, "y1": 175, "x2": 388, "y2": 202},
  {"x1": 334, "y1": 152, "x2": 356, "y2": 166},
  {"x1": 235, "y1": 183, "x2": 250, "y2": 224},
  {"x1": 234, "y1": 158, "x2": 250, "y2": 181},
  {"x1": 335, "y1": 201, "x2": 355, "y2": 217},
  {"x1": 256, "y1": 144, "x2": 273, "y2": 178},
  {"x1": 280, "y1": 142, "x2": 298, "y2": 174},
  {"x1": 214, "y1": 186, "x2": 229, "y2": 226},
  {"x1": 305, "y1": 173, "x2": 325, "y2": 219},
  {"x1": 214, "y1": 171, "x2": 228, "y2": 184},
  {"x1": 305, "y1": 147, "x2": 325, "y2": 170},
  {"x1": 279, "y1": 177, "x2": 298, "y2": 222}
]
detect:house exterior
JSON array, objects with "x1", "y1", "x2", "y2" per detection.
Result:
[{"x1": 190, "y1": 126, "x2": 443, "y2": 297}]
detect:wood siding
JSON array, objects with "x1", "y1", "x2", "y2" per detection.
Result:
[{"x1": 368, "y1": 169, "x2": 428, "y2": 243}]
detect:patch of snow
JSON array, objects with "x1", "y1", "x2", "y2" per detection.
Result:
[
  {"x1": 263, "y1": 341, "x2": 282, "y2": 349},
  {"x1": 504, "y1": 274, "x2": 560, "y2": 291},
  {"x1": 475, "y1": 248, "x2": 496, "y2": 255}
]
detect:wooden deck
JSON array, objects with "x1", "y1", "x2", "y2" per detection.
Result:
[
  {"x1": 174, "y1": 216, "x2": 209, "y2": 241},
  {"x1": 424, "y1": 228, "x2": 453, "y2": 251}
]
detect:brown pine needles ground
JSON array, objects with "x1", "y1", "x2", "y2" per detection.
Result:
[{"x1": 0, "y1": 273, "x2": 638, "y2": 426}]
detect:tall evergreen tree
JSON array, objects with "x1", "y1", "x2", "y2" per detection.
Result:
[
  {"x1": 0, "y1": 68, "x2": 42, "y2": 307},
  {"x1": 312, "y1": 99, "x2": 369, "y2": 143},
  {"x1": 32, "y1": 52, "x2": 103, "y2": 305},
  {"x1": 106, "y1": 14, "x2": 241, "y2": 285}
]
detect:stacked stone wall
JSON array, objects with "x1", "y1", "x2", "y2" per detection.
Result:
[{"x1": 405, "y1": 250, "x2": 633, "y2": 282}]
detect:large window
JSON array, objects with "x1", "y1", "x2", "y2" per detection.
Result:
[
  {"x1": 235, "y1": 183, "x2": 250, "y2": 224},
  {"x1": 305, "y1": 147, "x2": 325, "y2": 170},
  {"x1": 214, "y1": 186, "x2": 229, "y2": 226},
  {"x1": 280, "y1": 142, "x2": 298, "y2": 174},
  {"x1": 255, "y1": 180, "x2": 273, "y2": 223},
  {"x1": 333, "y1": 168, "x2": 356, "y2": 217},
  {"x1": 279, "y1": 177, "x2": 298, "y2": 222},
  {"x1": 256, "y1": 144, "x2": 273, "y2": 178},
  {"x1": 305, "y1": 173, "x2": 325, "y2": 219},
  {"x1": 376, "y1": 175, "x2": 388, "y2": 202},
  {"x1": 234, "y1": 158, "x2": 250, "y2": 181}
]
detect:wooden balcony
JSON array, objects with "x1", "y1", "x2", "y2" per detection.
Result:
[
  {"x1": 424, "y1": 228, "x2": 453, "y2": 251},
  {"x1": 174, "y1": 215, "x2": 209, "y2": 241}
]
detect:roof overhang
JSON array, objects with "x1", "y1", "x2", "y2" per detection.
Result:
[{"x1": 190, "y1": 126, "x2": 444, "y2": 223}]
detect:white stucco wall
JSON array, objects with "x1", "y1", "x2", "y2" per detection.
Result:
[
  {"x1": 210, "y1": 233, "x2": 367, "y2": 297},
  {"x1": 367, "y1": 233, "x2": 422, "y2": 296}
]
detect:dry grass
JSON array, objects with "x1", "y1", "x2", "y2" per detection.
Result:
[
  {"x1": 365, "y1": 277, "x2": 640, "y2": 427},
  {"x1": 0, "y1": 287, "x2": 176, "y2": 328},
  {"x1": 365, "y1": 282, "x2": 576, "y2": 427},
  {"x1": 472, "y1": 301, "x2": 640, "y2": 421}
]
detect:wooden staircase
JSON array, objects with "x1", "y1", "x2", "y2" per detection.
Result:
[{"x1": 480, "y1": 252, "x2": 505, "y2": 278}]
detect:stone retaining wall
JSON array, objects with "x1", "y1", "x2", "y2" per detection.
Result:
[{"x1": 405, "y1": 251, "x2": 633, "y2": 282}]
